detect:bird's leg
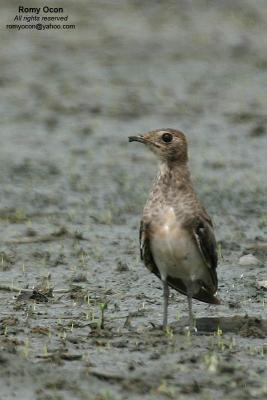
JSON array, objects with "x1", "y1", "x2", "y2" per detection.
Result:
[
  {"x1": 186, "y1": 285, "x2": 197, "y2": 333},
  {"x1": 187, "y1": 292, "x2": 194, "y2": 329},
  {"x1": 162, "y1": 280, "x2": 169, "y2": 330}
]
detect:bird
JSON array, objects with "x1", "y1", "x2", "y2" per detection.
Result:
[{"x1": 129, "y1": 128, "x2": 220, "y2": 330}]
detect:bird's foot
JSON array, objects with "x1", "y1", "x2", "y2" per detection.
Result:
[
  {"x1": 163, "y1": 324, "x2": 174, "y2": 338},
  {"x1": 162, "y1": 322, "x2": 168, "y2": 332},
  {"x1": 148, "y1": 322, "x2": 163, "y2": 331},
  {"x1": 184, "y1": 325, "x2": 198, "y2": 336}
]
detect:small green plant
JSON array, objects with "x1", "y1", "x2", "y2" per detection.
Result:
[
  {"x1": 156, "y1": 380, "x2": 176, "y2": 398},
  {"x1": 229, "y1": 336, "x2": 236, "y2": 350},
  {"x1": 217, "y1": 243, "x2": 224, "y2": 260},
  {"x1": 216, "y1": 326, "x2": 223, "y2": 336},
  {"x1": 217, "y1": 337, "x2": 225, "y2": 351},
  {"x1": 9, "y1": 209, "x2": 27, "y2": 223},
  {"x1": 214, "y1": 326, "x2": 225, "y2": 351},
  {"x1": 99, "y1": 302, "x2": 108, "y2": 329},
  {"x1": 175, "y1": 311, "x2": 181, "y2": 321},
  {"x1": 43, "y1": 344, "x2": 48, "y2": 357},
  {"x1": 22, "y1": 338, "x2": 30, "y2": 358},
  {"x1": 203, "y1": 352, "x2": 219, "y2": 373},
  {"x1": 259, "y1": 346, "x2": 265, "y2": 357},
  {"x1": 165, "y1": 326, "x2": 174, "y2": 338},
  {"x1": 95, "y1": 391, "x2": 116, "y2": 400}
]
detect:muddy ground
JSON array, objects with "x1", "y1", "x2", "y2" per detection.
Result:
[{"x1": 0, "y1": 0, "x2": 267, "y2": 399}]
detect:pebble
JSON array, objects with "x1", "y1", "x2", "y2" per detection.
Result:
[
  {"x1": 256, "y1": 280, "x2": 267, "y2": 290},
  {"x1": 116, "y1": 260, "x2": 129, "y2": 272},
  {"x1": 238, "y1": 254, "x2": 261, "y2": 266}
]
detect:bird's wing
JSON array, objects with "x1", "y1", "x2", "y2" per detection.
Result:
[
  {"x1": 189, "y1": 214, "x2": 218, "y2": 288},
  {"x1": 184, "y1": 213, "x2": 220, "y2": 303},
  {"x1": 139, "y1": 220, "x2": 159, "y2": 275},
  {"x1": 140, "y1": 217, "x2": 220, "y2": 305}
]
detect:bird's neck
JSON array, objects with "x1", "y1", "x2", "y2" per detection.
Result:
[
  {"x1": 157, "y1": 160, "x2": 192, "y2": 190},
  {"x1": 144, "y1": 160, "x2": 194, "y2": 217}
]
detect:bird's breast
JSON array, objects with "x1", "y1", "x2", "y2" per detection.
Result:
[
  {"x1": 150, "y1": 208, "x2": 192, "y2": 264},
  {"x1": 149, "y1": 207, "x2": 208, "y2": 284}
]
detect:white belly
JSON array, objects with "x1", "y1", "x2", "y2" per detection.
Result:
[{"x1": 150, "y1": 209, "x2": 209, "y2": 286}]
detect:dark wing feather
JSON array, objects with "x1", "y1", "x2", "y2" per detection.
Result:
[
  {"x1": 139, "y1": 220, "x2": 159, "y2": 275},
  {"x1": 186, "y1": 214, "x2": 220, "y2": 304},
  {"x1": 140, "y1": 218, "x2": 220, "y2": 305},
  {"x1": 191, "y1": 215, "x2": 218, "y2": 289}
]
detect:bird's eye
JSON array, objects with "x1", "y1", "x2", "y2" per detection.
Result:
[{"x1": 162, "y1": 133, "x2": 173, "y2": 143}]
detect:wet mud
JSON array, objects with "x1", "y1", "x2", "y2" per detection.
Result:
[{"x1": 0, "y1": 0, "x2": 267, "y2": 399}]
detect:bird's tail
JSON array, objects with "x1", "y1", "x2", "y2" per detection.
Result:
[{"x1": 167, "y1": 276, "x2": 221, "y2": 305}]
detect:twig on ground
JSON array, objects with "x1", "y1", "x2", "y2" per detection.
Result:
[
  {"x1": 0, "y1": 284, "x2": 70, "y2": 294},
  {"x1": 4, "y1": 227, "x2": 88, "y2": 244}
]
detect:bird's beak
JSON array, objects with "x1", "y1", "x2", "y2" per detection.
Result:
[{"x1": 128, "y1": 135, "x2": 147, "y2": 144}]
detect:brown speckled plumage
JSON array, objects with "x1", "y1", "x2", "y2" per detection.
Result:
[{"x1": 129, "y1": 128, "x2": 220, "y2": 329}]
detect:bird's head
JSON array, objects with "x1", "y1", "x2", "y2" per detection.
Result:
[{"x1": 129, "y1": 128, "x2": 188, "y2": 164}]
